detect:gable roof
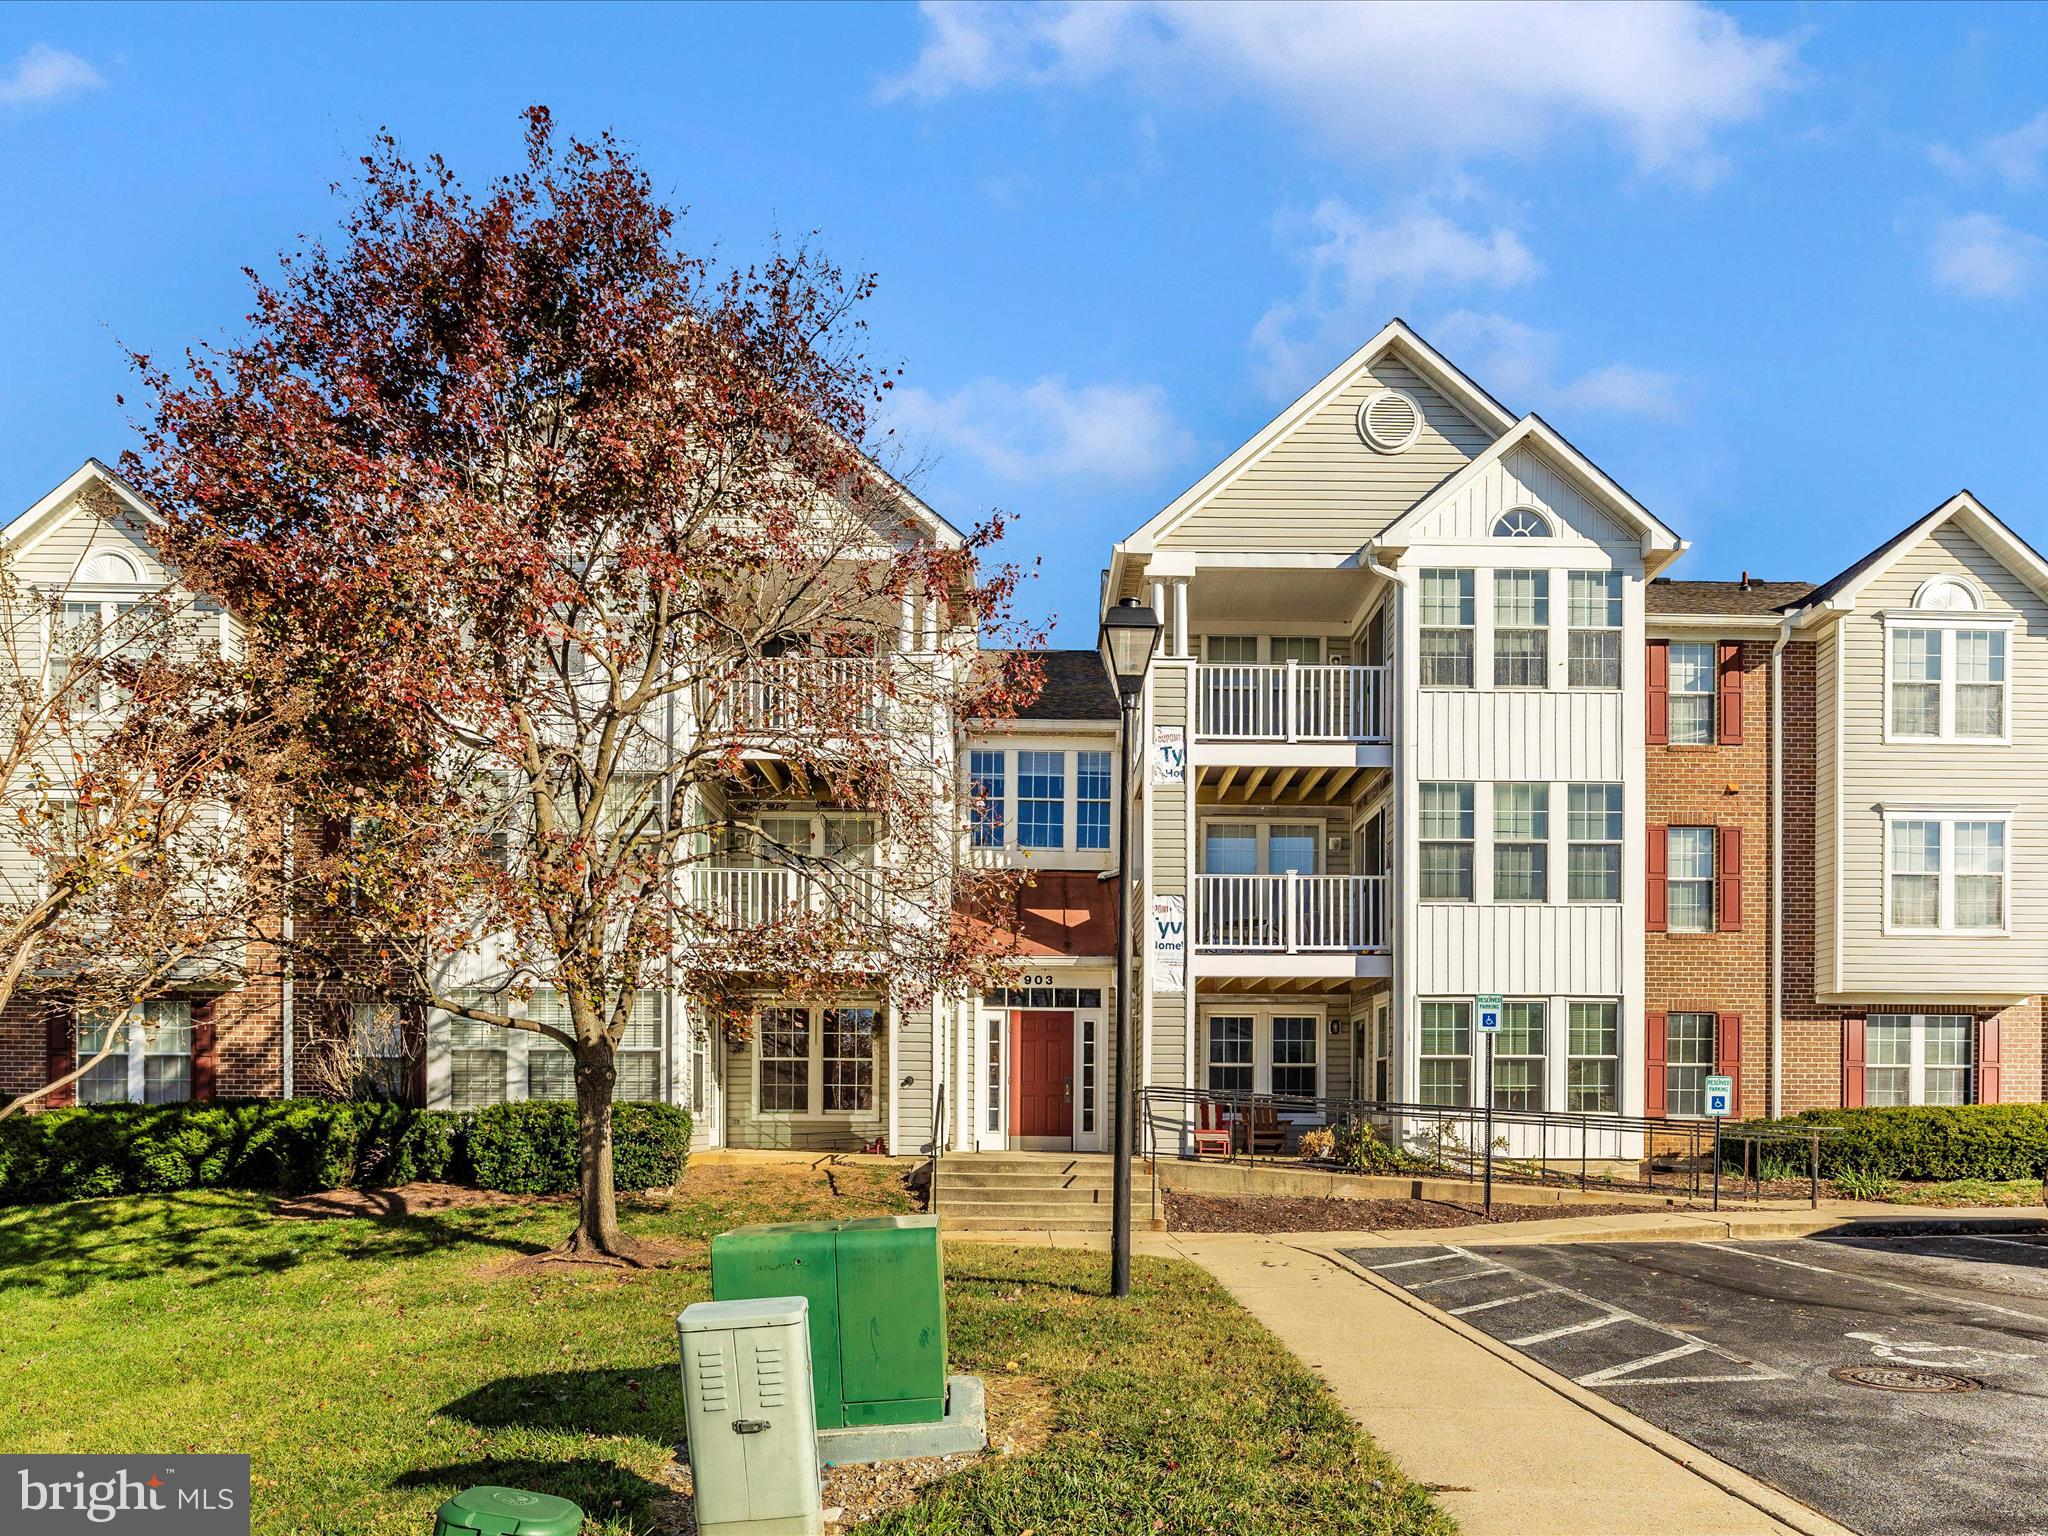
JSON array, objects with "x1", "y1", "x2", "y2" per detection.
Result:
[
  {"x1": 1368, "y1": 414, "x2": 1685, "y2": 568},
  {"x1": 1798, "y1": 491, "x2": 2048, "y2": 612},
  {"x1": 1112, "y1": 318, "x2": 1518, "y2": 565},
  {"x1": 998, "y1": 649, "x2": 1119, "y2": 723},
  {"x1": 3, "y1": 458, "x2": 165, "y2": 559}
]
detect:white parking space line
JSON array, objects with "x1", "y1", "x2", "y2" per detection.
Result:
[
  {"x1": 1509, "y1": 1312, "x2": 1626, "y2": 1346},
  {"x1": 1368, "y1": 1253, "x2": 1462, "y2": 1271},
  {"x1": 1448, "y1": 1289, "x2": 1552, "y2": 1316},
  {"x1": 1409, "y1": 1266, "x2": 1508, "y2": 1290},
  {"x1": 1701, "y1": 1241, "x2": 2048, "y2": 1326},
  {"x1": 1578, "y1": 1342, "x2": 1702, "y2": 1385}
]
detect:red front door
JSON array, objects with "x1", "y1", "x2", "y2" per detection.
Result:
[{"x1": 1012, "y1": 1010, "x2": 1073, "y2": 1140}]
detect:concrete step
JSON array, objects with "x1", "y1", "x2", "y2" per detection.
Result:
[
  {"x1": 938, "y1": 1197, "x2": 1162, "y2": 1222},
  {"x1": 938, "y1": 1172, "x2": 1153, "y2": 1194},
  {"x1": 941, "y1": 1214, "x2": 1121, "y2": 1233}
]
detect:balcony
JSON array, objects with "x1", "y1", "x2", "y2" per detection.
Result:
[
  {"x1": 691, "y1": 865, "x2": 883, "y2": 929},
  {"x1": 704, "y1": 656, "x2": 886, "y2": 744},
  {"x1": 1194, "y1": 663, "x2": 1389, "y2": 743},
  {"x1": 1194, "y1": 872, "x2": 1387, "y2": 957}
]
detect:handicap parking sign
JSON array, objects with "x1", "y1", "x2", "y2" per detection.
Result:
[
  {"x1": 1705, "y1": 1074, "x2": 1734, "y2": 1116},
  {"x1": 1476, "y1": 993, "x2": 1503, "y2": 1033}
]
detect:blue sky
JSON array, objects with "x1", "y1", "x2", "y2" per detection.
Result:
[{"x1": 6, "y1": 2, "x2": 2048, "y2": 643}]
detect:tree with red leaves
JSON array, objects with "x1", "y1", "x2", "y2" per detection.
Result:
[{"x1": 127, "y1": 109, "x2": 1038, "y2": 1259}]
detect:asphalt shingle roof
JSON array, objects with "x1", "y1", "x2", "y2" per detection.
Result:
[
  {"x1": 1645, "y1": 579, "x2": 1815, "y2": 617},
  {"x1": 1006, "y1": 649, "x2": 1119, "y2": 722}
]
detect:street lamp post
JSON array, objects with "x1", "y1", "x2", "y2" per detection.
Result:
[{"x1": 1099, "y1": 596, "x2": 1162, "y2": 1300}]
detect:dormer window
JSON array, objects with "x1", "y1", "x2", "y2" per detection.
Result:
[{"x1": 1492, "y1": 508, "x2": 1551, "y2": 538}]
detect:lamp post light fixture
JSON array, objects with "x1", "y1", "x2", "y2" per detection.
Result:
[{"x1": 1099, "y1": 596, "x2": 1161, "y2": 1299}]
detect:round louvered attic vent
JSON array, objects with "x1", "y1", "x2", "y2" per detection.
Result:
[{"x1": 1357, "y1": 388, "x2": 1423, "y2": 453}]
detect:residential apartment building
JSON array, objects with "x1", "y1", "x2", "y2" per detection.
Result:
[{"x1": 8, "y1": 319, "x2": 2047, "y2": 1144}]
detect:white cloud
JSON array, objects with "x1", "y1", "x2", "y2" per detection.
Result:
[
  {"x1": 1930, "y1": 110, "x2": 2048, "y2": 189},
  {"x1": 889, "y1": 376, "x2": 1194, "y2": 483},
  {"x1": 1432, "y1": 311, "x2": 1687, "y2": 420},
  {"x1": 1929, "y1": 212, "x2": 2046, "y2": 300},
  {"x1": 0, "y1": 44, "x2": 104, "y2": 110},
  {"x1": 1251, "y1": 201, "x2": 1539, "y2": 394},
  {"x1": 881, "y1": 1, "x2": 1797, "y2": 179}
]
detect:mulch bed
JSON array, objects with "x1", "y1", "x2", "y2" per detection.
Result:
[
  {"x1": 1164, "y1": 1190, "x2": 1691, "y2": 1233},
  {"x1": 274, "y1": 1181, "x2": 540, "y2": 1220}
]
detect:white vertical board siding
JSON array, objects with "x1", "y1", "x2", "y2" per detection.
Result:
[
  {"x1": 1405, "y1": 446, "x2": 1638, "y2": 550},
  {"x1": 1830, "y1": 523, "x2": 2048, "y2": 994},
  {"x1": 1413, "y1": 691, "x2": 1626, "y2": 781},
  {"x1": 1412, "y1": 906, "x2": 1626, "y2": 996},
  {"x1": 1159, "y1": 359, "x2": 1493, "y2": 553}
]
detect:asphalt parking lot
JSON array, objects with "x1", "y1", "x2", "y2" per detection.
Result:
[{"x1": 1343, "y1": 1232, "x2": 2048, "y2": 1536}]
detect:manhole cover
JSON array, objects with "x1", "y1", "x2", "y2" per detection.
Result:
[{"x1": 1831, "y1": 1365, "x2": 1980, "y2": 1393}]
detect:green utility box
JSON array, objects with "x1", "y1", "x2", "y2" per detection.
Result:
[
  {"x1": 433, "y1": 1486, "x2": 584, "y2": 1535},
  {"x1": 710, "y1": 1214, "x2": 946, "y2": 1429}
]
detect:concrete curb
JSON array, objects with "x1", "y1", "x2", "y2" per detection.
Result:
[{"x1": 1306, "y1": 1242, "x2": 1860, "y2": 1536}]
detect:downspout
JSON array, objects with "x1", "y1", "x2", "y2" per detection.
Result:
[
  {"x1": 1768, "y1": 612, "x2": 1794, "y2": 1119},
  {"x1": 1362, "y1": 539, "x2": 1404, "y2": 1099}
]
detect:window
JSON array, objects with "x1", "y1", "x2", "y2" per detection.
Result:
[
  {"x1": 1420, "y1": 570, "x2": 1475, "y2": 688},
  {"x1": 1864, "y1": 1015, "x2": 1971, "y2": 1107},
  {"x1": 1665, "y1": 1013, "x2": 1715, "y2": 1117},
  {"x1": 526, "y1": 988, "x2": 575, "y2": 1100},
  {"x1": 969, "y1": 749, "x2": 1005, "y2": 848},
  {"x1": 1567, "y1": 1002, "x2": 1619, "y2": 1113},
  {"x1": 1268, "y1": 636, "x2": 1322, "y2": 665},
  {"x1": 1492, "y1": 507, "x2": 1552, "y2": 538},
  {"x1": 821, "y1": 1008, "x2": 877, "y2": 1112},
  {"x1": 1667, "y1": 828, "x2": 1715, "y2": 933},
  {"x1": 1493, "y1": 1002, "x2": 1545, "y2": 1110},
  {"x1": 1668, "y1": 642, "x2": 1716, "y2": 744},
  {"x1": 1080, "y1": 1017, "x2": 1097, "y2": 1135},
  {"x1": 757, "y1": 1007, "x2": 811, "y2": 1113},
  {"x1": 1888, "y1": 623, "x2": 2007, "y2": 741},
  {"x1": 1419, "y1": 783, "x2": 1475, "y2": 901},
  {"x1": 1419, "y1": 1001, "x2": 1471, "y2": 1106},
  {"x1": 1568, "y1": 573, "x2": 1622, "y2": 688},
  {"x1": 1493, "y1": 784, "x2": 1549, "y2": 901},
  {"x1": 449, "y1": 1004, "x2": 507, "y2": 1110},
  {"x1": 1205, "y1": 635, "x2": 1259, "y2": 664},
  {"x1": 1207, "y1": 1015, "x2": 1254, "y2": 1093},
  {"x1": 351, "y1": 1002, "x2": 410, "y2": 1101},
  {"x1": 54, "y1": 596, "x2": 157, "y2": 713},
  {"x1": 1076, "y1": 750, "x2": 1112, "y2": 851},
  {"x1": 1271, "y1": 1016, "x2": 1318, "y2": 1097},
  {"x1": 1494, "y1": 570, "x2": 1549, "y2": 688},
  {"x1": 1887, "y1": 814, "x2": 2007, "y2": 932},
  {"x1": 1568, "y1": 785, "x2": 1623, "y2": 901},
  {"x1": 758, "y1": 1003, "x2": 877, "y2": 1116},
  {"x1": 618, "y1": 989, "x2": 663, "y2": 1101},
  {"x1": 1015, "y1": 751, "x2": 1064, "y2": 850},
  {"x1": 76, "y1": 1002, "x2": 190, "y2": 1105}
]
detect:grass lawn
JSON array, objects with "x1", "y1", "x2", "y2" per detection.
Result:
[
  {"x1": 1885, "y1": 1176, "x2": 2045, "y2": 1207},
  {"x1": 0, "y1": 1161, "x2": 1450, "y2": 1536}
]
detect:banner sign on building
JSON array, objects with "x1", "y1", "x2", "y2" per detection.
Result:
[
  {"x1": 1150, "y1": 725, "x2": 1185, "y2": 785},
  {"x1": 1151, "y1": 894, "x2": 1186, "y2": 993}
]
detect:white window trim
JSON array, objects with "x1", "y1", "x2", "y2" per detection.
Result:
[
  {"x1": 1565, "y1": 782, "x2": 1625, "y2": 905},
  {"x1": 1197, "y1": 817, "x2": 1323, "y2": 876},
  {"x1": 1865, "y1": 1013, "x2": 1975, "y2": 1106},
  {"x1": 960, "y1": 740, "x2": 1118, "y2": 865},
  {"x1": 1197, "y1": 1005, "x2": 1327, "y2": 1099},
  {"x1": 1881, "y1": 612, "x2": 2015, "y2": 746},
  {"x1": 1666, "y1": 639, "x2": 1718, "y2": 746},
  {"x1": 1491, "y1": 783, "x2": 1551, "y2": 904},
  {"x1": 1418, "y1": 781, "x2": 1476, "y2": 904},
  {"x1": 79, "y1": 1001, "x2": 193, "y2": 1104},
  {"x1": 751, "y1": 1001, "x2": 882, "y2": 1122},
  {"x1": 1666, "y1": 825, "x2": 1717, "y2": 934},
  {"x1": 1417, "y1": 569, "x2": 1478, "y2": 692},
  {"x1": 1564, "y1": 571, "x2": 1624, "y2": 692},
  {"x1": 1880, "y1": 807, "x2": 2014, "y2": 937}
]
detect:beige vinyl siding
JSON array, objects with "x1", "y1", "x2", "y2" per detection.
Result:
[
  {"x1": 1159, "y1": 358, "x2": 1493, "y2": 553},
  {"x1": 897, "y1": 1003, "x2": 934, "y2": 1153},
  {"x1": 1832, "y1": 523, "x2": 2048, "y2": 993},
  {"x1": 14, "y1": 502, "x2": 169, "y2": 591}
]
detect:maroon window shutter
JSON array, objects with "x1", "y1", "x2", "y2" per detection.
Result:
[
  {"x1": 1979, "y1": 1018, "x2": 2002, "y2": 1105},
  {"x1": 1647, "y1": 825, "x2": 1669, "y2": 932},
  {"x1": 1646, "y1": 640, "x2": 1670, "y2": 745},
  {"x1": 1841, "y1": 1017, "x2": 1867, "y2": 1109},
  {"x1": 1717, "y1": 1013, "x2": 1744, "y2": 1117},
  {"x1": 191, "y1": 1006, "x2": 217, "y2": 1101},
  {"x1": 1718, "y1": 641, "x2": 1744, "y2": 744},
  {"x1": 1646, "y1": 1011, "x2": 1669, "y2": 1118},
  {"x1": 1717, "y1": 825, "x2": 1744, "y2": 931},
  {"x1": 44, "y1": 1009, "x2": 75, "y2": 1109}
]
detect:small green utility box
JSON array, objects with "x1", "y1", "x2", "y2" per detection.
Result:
[
  {"x1": 433, "y1": 1486, "x2": 584, "y2": 1535},
  {"x1": 710, "y1": 1214, "x2": 946, "y2": 1429}
]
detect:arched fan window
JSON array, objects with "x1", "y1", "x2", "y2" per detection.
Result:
[
  {"x1": 1492, "y1": 508, "x2": 1552, "y2": 539},
  {"x1": 82, "y1": 548, "x2": 143, "y2": 583}
]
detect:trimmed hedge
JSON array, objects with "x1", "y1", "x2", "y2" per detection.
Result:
[
  {"x1": 1722, "y1": 1104, "x2": 2048, "y2": 1182},
  {"x1": 0, "y1": 1099, "x2": 690, "y2": 1205}
]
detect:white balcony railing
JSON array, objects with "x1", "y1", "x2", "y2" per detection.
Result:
[
  {"x1": 705, "y1": 656, "x2": 885, "y2": 739},
  {"x1": 1194, "y1": 872, "x2": 1387, "y2": 953},
  {"x1": 1193, "y1": 662, "x2": 1389, "y2": 742},
  {"x1": 690, "y1": 864, "x2": 885, "y2": 928}
]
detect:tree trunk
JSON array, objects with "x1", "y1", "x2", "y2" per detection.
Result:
[{"x1": 566, "y1": 1041, "x2": 627, "y2": 1257}]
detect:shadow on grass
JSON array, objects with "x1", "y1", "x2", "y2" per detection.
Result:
[
  {"x1": 0, "y1": 1192, "x2": 551, "y2": 1296},
  {"x1": 439, "y1": 1366, "x2": 686, "y2": 1439},
  {"x1": 391, "y1": 1456, "x2": 676, "y2": 1527}
]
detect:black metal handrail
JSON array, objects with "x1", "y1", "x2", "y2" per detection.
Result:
[{"x1": 1139, "y1": 1084, "x2": 1840, "y2": 1210}]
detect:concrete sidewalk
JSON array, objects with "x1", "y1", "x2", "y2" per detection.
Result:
[{"x1": 1163, "y1": 1233, "x2": 1858, "y2": 1536}]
